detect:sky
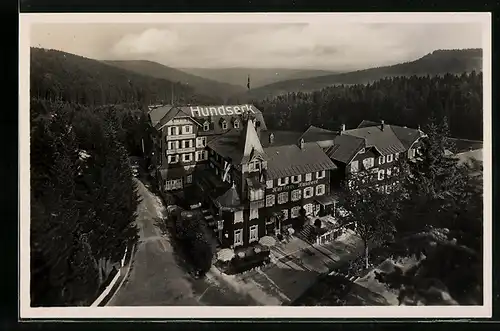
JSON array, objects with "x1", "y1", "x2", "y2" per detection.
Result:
[{"x1": 30, "y1": 21, "x2": 483, "y2": 70}]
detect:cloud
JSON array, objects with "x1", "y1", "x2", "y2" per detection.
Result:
[
  {"x1": 32, "y1": 21, "x2": 483, "y2": 69},
  {"x1": 112, "y1": 28, "x2": 181, "y2": 55}
]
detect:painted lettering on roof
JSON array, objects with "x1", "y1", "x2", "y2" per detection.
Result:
[{"x1": 189, "y1": 105, "x2": 257, "y2": 118}]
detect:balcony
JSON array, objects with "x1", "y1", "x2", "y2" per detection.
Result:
[
  {"x1": 166, "y1": 147, "x2": 196, "y2": 155},
  {"x1": 166, "y1": 133, "x2": 196, "y2": 141}
]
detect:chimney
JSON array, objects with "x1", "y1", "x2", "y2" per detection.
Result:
[
  {"x1": 299, "y1": 138, "x2": 305, "y2": 150},
  {"x1": 341, "y1": 124, "x2": 346, "y2": 132},
  {"x1": 417, "y1": 124, "x2": 421, "y2": 131},
  {"x1": 269, "y1": 132, "x2": 275, "y2": 145},
  {"x1": 381, "y1": 120, "x2": 385, "y2": 131}
]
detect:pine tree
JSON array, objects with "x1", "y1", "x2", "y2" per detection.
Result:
[{"x1": 338, "y1": 171, "x2": 399, "y2": 269}]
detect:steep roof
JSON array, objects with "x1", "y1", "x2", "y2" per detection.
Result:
[
  {"x1": 324, "y1": 134, "x2": 366, "y2": 164},
  {"x1": 299, "y1": 125, "x2": 338, "y2": 143},
  {"x1": 342, "y1": 125, "x2": 407, "y2": 156},
  {"x1": 180, "y1": 104, "x2": 268, "y2": 136},
  {"x1": 264, "y1": 142, "x2": 337, "y2": 179},
  {"x1": 260, "y1": 130, "x2": 303, "y2": 148},
  {"x1": 390, "y1": 125, "x2": 426, "y2": 149},
  {"x1": 215, "y1": 184, "x2": 243, "y2": 211},
  {"x1": 357, "y1": 120, "x2": 380, "y2": 129},
  {"x1": 207, "y1": 120, "x2": 267, "y2": 165},
  {"x1": 148, "y1": 105, "x2": 175, "y2": 127},
  {"x1": 155, "y1": 106, "x2": 202, "y2": 130}
]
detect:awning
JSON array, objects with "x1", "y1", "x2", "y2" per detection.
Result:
[{"x1": 315, "y1": 194, "x2": 339, "y2": 206}]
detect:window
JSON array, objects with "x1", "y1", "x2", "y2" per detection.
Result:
[
  {"x1": 316, "y1": 184, "x2": 325, "y2": 196},
  {"x1": 316, "y1": 170, "x2": 326, "y2": 179},
  {"x1": 304, "y1": 203, "x2": 313, "y2": 215},
  {"x1": 303, "y1": 187, "x2": 314, "y2": 199},
  {"x1": 266, "y1": 195, "x2": 275, "y2": 207},
  {"x1": 234, "y1": 229, "x2": 243, "y2": 246},
  {"x1": 305, "y1": 173, "x2": 312, "y2": 182},
  {"x1": 196, "y1": 137, "x2": 207, "y2": 148},
  {"x1": 378, "y1": 169, "x2": 385, "y2": 181},
  {"x1": 378, "y1": 155, "x2": 386, "y2": 165},
  {"x1": 291, "y1": 189, "x2": 302, "y2": 201},
  {"x1": 395, "y1": 153, "x2": 399, "y2": 160},
  {"x1": 234, "y1": 120, "x2": 240, "y2": 129},
  {"x1": 203, "y1": 122, "x2": 210, "y2": 131},
  {"x1": 266, "y1": 180, "x2": 273, "y2": 189},
  {"x1": 221, "y1": 121, "x2": 228, "y2": 130},
  {"x1": 182, "y1": 140, "x2": 193, "y2": 149},
  {"x1": 278, "y1": 177, "x2": 289, "y2": 186},
  {"x1": 359, "y1": 148, "x2": 366, "y2": 154},
  {"x1": 182, "y1": 125, "x2": 193, "y2": 134},
  {"x1": 291, "y1": 175, "x2": 302, "y2": 184},
  {"x1": 278, "y1": 192, "x2": 289, "y2": 204},
  {"x1": 350, "y1": 160, "x2": 359, "y2": 173},
  {"x1": 203, "y1": 150, "x2": 208, "y2": 160},
  {"x1": 386, "y1": 168, "x2": 392, "y2": 177},
  {"x1": 186, "y1": 175, "x2": 192, "y2": 184},
  {"x1": 182, "y1": 153, "x2": 193, "y2": 162},
  {"x1": 167, "y1": 155, "x2": 178, "y2": 164},
  {"x1": 385, "y1": 185, "x2": 391, "y2": 194},
  {"x1": 250, "y1": 207, "x2": 259, "y2": 220},
  {"x1": 291, "y1": 206, "x2": 301, "y2": 218},
  {"x1": 363, "y1": 157, "x2": 375, "y2": 170},
  {"x1": 168, "y1": 126, "x2": 179, "y2": 136},
  {"x1": 167, "y1": 141, "x2": 179, "y2": 150},
  {"x1": 248, "y1": 160, "x2": 261, "y2": 173},
  {"x1": 282, "y1": 209, "x2": 289, "y2": 221},
  {"x1": 408, "y1": 149, "x2": 416, "y2": 159},
  {"x1": 250, "y1": 188, "x2": 264, "y2": 201},
  {"x1": 387, "y1": 154, "x2": 394, "y2": 163},
  {"x1": 234, "y1": 210, "x2": 243, "y2": 223},
  {"x1": 249, "y1": 225, "x2": 258, "y2": 243}
]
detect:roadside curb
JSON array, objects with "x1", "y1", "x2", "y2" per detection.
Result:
[{"x1": 92, "y1": 243, "x2": 136, "y2": 307}]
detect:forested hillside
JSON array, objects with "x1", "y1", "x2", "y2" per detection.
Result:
[
  {"x1": 30, "y1": 48, "x2": 222, "y2": 105},
  {"x1": 256, "y1": 71, "x2": 483, "y2": 141},
  {"x1": 104, "y1": 60, "x2": 245, "y2": 102},
  {"x1": 29, "y1": 49, "x2": 161, "y2": 306},
  {"x1": 240, "y1": 49, "x2": 482, "y2": 101},
  {"x1": 30, "y1": 99, "x2": 145, "y2": 306},
  {"x1": 181, "y1": 67, "x2": 339, "y2": 89}
]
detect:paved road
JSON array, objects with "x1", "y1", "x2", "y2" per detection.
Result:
[
  {"x1": 108, "y1": 178, "x2": 368, "y2": 306},
  {"x1": 107, "y1": 179, "x2": 258, "y2": 306}
]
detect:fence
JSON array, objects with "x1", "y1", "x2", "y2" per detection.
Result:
[{"x1": 90, "y1": 246, "x2": 129, "y2": 307}]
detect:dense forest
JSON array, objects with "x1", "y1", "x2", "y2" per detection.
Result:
[
  {"x1": 104, "y1": 60, "x2": 245, "y2": 102},
  {"x1": 240, "y1": 49, "x2": 482, "y2": 101},
  {"x1": 30, "y1": 48, "x2": 223, "y2": 106},
  {"x1": 30, "y1": 98, "x2": 148, "y2": 306},
  {"x1": 256, "y1": 71, "x2": 483, "y2": 140}
]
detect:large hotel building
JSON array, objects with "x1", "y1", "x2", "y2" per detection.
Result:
[{"x1": 148, "y1": 104, "x2": 426, "y2": 249}]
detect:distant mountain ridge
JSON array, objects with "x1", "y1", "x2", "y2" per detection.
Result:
[
  {"x1": 179, "y1": 68, "x2": 341, "y2": 89},
  {"x1": 104, "y1": 60, "x2": 245, "y2": 102},
  {"x1": 30, "y1": 48, "x2": 222, "y2": 106},
  {"x1": 235, "y1": 49, "x2": 483, "y2": 102}
]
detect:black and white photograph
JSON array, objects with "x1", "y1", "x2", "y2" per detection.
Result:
[{"x1": 19, "y1": 13, "x2": 491, "y2": 319}]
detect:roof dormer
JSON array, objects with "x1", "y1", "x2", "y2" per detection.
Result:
[
  {"x1": 203, "y1": 120, "x2": 210, "y2": 132},
  {"x1": 219, "y1": 118, "x2": 228, "y2": 130},
  {"x1": 233, "y1": 118, "x2": 240, "y2": 129}
]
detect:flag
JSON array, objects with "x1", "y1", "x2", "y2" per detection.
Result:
[
  {"x1": 247, "y1": 75, "x2": 250, "y2": 89},
  {"x1": 223, "y1": 162, "x2": 231, "y2": 183}
]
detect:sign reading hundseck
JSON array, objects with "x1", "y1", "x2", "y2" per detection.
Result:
[{"x1": 189, "y1": 105, "x2": 257, "y2": 118}]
